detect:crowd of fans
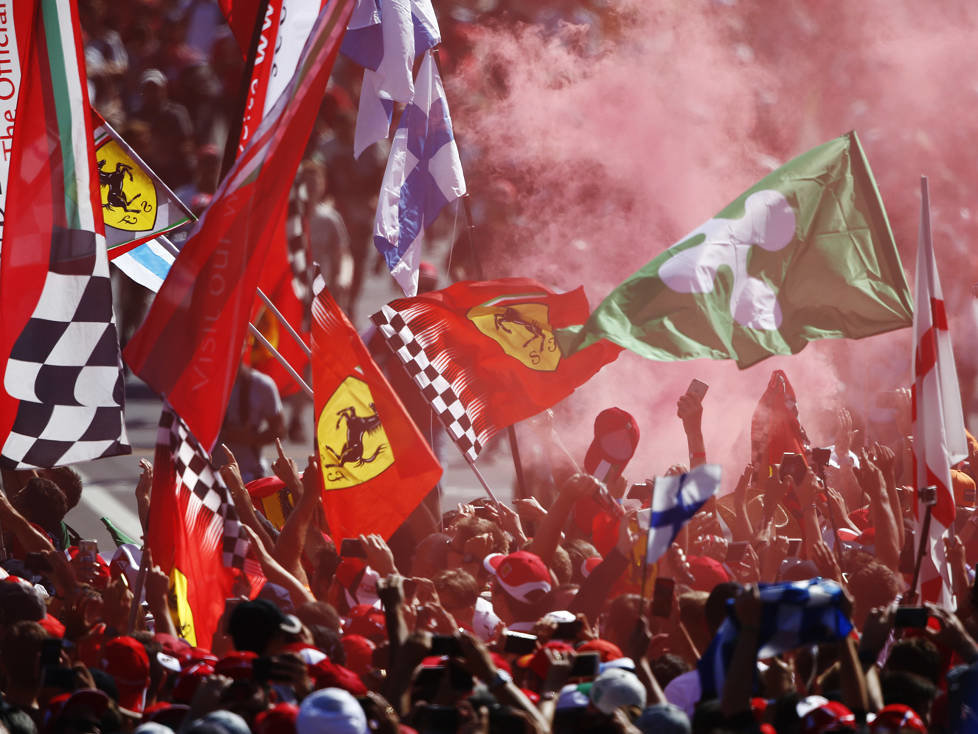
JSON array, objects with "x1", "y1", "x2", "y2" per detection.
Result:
[
  {"x1": 5, "y1": 380, "x2": 978, "y2": 733},
  {"x1": 0, "y1": 1, "x2": 971, "y2": 733}
]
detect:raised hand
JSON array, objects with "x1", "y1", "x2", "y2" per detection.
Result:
[{"x1": 271, "y1": 438, "x2": 302, "y2": 492}]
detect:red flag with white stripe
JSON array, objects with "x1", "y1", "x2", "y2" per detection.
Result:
[{"x1": 912, "y1": 176, "x2": 968, "y2": 606}]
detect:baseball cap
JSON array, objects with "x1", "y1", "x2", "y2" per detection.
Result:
[
  {"x1": 255, "y1": 703, "x2": 299, "y2": 734},
  {"x1": 686, "y1": 555, "x2": 731, "y2": 592},
  {"x1": 589, "y1": 667, "x2": 646, "y2": 715},
  {"x1": 635, "y1": 703, "x2": 691, "y2": 734},
  {"x1": 340, "y1": 634, "x2": 376, "y2": 676},
  {"x1": 483, "y1": 551, "x2": 552, "y2": 604},
  {"x1": 0, "y1": 576, "x2": 45, "y2": 624},
  {"x1": 213, "y1": 651, "x2": 257, "y2": 680},
  {"x1": 296, "y1": 688, "x2": 367, "y2": 734},
  {"x1": 345, "y1": 604, "x2": 387, "y2": 642},
  {"x1": 186, "y1": 710, "x2": 250, "y2": 734},
  {"x1": 308, "y1": 658, "x2": 368, "y2": 696},
  {"x1": 577, "y1": 639, "x2": 624, "y2": 662},
  {"x1": 43, "y1": 689, "x2": 110, "y2": 732},
  {"x1": 798, "y1": 697, "x2": 856, "y2": 733},
  {"x1": 227, "y1": 599, "x2": 302, "y2": 654},
  {"x1": 139, "y1": 69, "x2": 167, "y2": 88},
  {"x1": 100, "y1": 636, "x2": 150, "y2": 716},
  {"x1": 869, "y1": 704, "x2": 927, "y2": 733},
  {"x1": 172, "y1": 662, "x2": 215, "y2": 703}
]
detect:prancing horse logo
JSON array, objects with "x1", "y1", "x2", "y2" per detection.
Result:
[
  {"x1": 317, "y1": 376, "x2": 394, "y2": 489},
  {"x1": 95, "y1": 137, "x2": 157, "y2": 233},
  {"x1": 467, "y1": 299, "x2": 561, "y2": 372}
]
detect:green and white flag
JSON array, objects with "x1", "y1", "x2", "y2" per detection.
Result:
[{"x1": 561, "y1": 132, "x2": 913, "y2": 369}]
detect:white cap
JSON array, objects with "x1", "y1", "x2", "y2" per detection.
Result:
[
  {"x1": 297, "y1": 688, "x2": 367, "y2": 734},
  {"x1": 589, "y1": 667, "x2": 647, "y2": 715}
]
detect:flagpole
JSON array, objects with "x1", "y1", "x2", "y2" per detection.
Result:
[
  {"x1": 909, "y1": 502, "x2": 933, "y2": 601},
  {"x1": 462, "y1": 452, "x2": 499, "y2": 504},
  {"x1": 127, "y1": 547, "x2": 150, "y2": 633},
  {"x1": 256, "y1": 288, "x2": 312, "y2": 357},
  {"x1": 248, "y1": 323, "x2": 313, "y2": 397}
]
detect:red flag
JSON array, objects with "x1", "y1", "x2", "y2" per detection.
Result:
[
  {"x1": 371, "y1": 279, "x2": 621, "y2": 461},
  {"x1": 912, "y1": 177, "x2": 967, "y2": 606},
  {"x1": 312, "y1": 273, "x2": 441, "y2": 542},
  {"x1": 123, "y1": 0, "x2": 356, "y2": 450},
  {"x1": 750, "y1": 370, "x2": 809, "y2": 471},
  {"x1": 148, "y1": 405, "x2": 263, "y2": 647},
  {"x1": 219, "y1": 0, "x2": 267, "y2": 58}
]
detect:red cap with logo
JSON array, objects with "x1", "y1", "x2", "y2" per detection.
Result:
[
  {"x1": 483, "y1": 551, "x2": 552, "y2": 604},
  {"x1": 100, "y1": 636, "x2": 150, "y2": 715}
]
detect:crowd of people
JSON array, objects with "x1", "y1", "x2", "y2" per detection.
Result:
[
  {"x1": 0, "y1": 1, "x2": 973, "y2": 733},
  {"x1": 4, "y1": 380, "x2": 978, "y2": 733}
]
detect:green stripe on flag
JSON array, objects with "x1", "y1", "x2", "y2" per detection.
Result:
[{"x1": 41, "y1": 0, "x2": 80, "y2": 230}]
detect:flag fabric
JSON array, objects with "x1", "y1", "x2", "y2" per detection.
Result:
[
  {"x1": 148, "y1": 404, "x2": 261, "y2": 647},
  {"x1": 370, "y1": 279, "x2": 621, "y2": 461},
  {"x1": 217, "y1": 0, "x2": 266, "y2": 57},
  {"x1": 0, "y1": 0, "x2": 129, "y2": 469},
  {"x1": 373, "y1": 50, "x2": 465, "y2": 296},
  {"x1": 643, "y1": 465, "x2": 722, "y2": 565},
  {"x1": 124, "y1": 0, "x2": 356, "y2": 451},
  {"x1": 341, "y1": 0, "x2": 441, "y2": 157},
  {"x1": 750, "y1": 370, "x2": 809, "y2": 471},
  {"x1": 561, "y1": 132, "x2": 914, "y2": 369},
  {"x1": 112, "y1": 236, "x2": 178, "y2": 293},
  {"x1": 0, "y1": 3, "x2": 27, "y2": 251},
  {"x1": 912, "y1": 177, "x2": 967, "y2": 607},
  {"x1": 93, "y1": 116, "x2": 194, "y2": 258},
  {"x1": 698, "y1": 578, "x2": 853, "y2": 700},
  {"x1": 311, "y1": 269, "x2": 441, "y2": 541}
]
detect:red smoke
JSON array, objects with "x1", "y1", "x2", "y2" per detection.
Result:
[{"x1": 448, "y1": 1, "x2": 978, "y2": 484}]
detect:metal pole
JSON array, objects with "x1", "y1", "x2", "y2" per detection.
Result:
[
  {"x1": 248, "y1": 323, "x2": 313, "y2": 397},
  {"x1": 909, "y1": 504, "x2": 933, "y2": 600},
  {"x1": 127, "y1": 548, "x2": 150, "y2": 633},
  {"x1": 257, "y1": 287, "x2": 311, "y2": 357}
]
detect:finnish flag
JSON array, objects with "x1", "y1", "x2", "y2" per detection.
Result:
[
  {"x1": 372, "y1": 50, "x2": 465, "y2": 296},
  {"x1": 342, "y1": 0, "x2": 441, "y2": 157},
  {"x1": 643, "y1": 464, "x2": 722, "y2": 566}
]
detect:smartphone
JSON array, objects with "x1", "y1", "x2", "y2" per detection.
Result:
[
  {"x1": 25, "y1": 551, "x2": 53, "y2": 575},
  {"x1": 448, "y1": 662, "x2": 474, "y2": 692},
  {"x1": 339, "y1": 538, "x2": 367, "y2": 558},
  {"x1": 779, "y1": 453, "x2": 807, "y2": 485},
  {"x1": 811, "y1": 447, "x2": 832, "y2": 468},
  {"x1": 786, "y1": 538, "x2": 803, "y2": 557},
  {"x1": 253, "y1": 656, "x2": 272, "y2": 684},
  {"x1": 502, "y1": 631, "x2": 538, "y2": 655},
  {"x1": 79, "y1": 538, "x2": 98, "y2": 563},
  {"x1": 686, "y1": 379, "x2": 709, "y2": 400},
  {"x1": 41, "y1": 666, "x2": 76, "y2": 691},
  {"x1": 651, "y1": 577, "x2": 675, "y2": 618},
  {"x1": 569, "y1": 651, "x2": 600, "y2": 678},
  {"x1": 430, "y1": 634, "x2": 462, "y2": 657},
  {"x1": 553, "y1": 619, "x2": 583, "y2": 640},
  {"x1": 725, "y1": 541, "x2": 750, "y2": 565},
  {"x1": 40, "y1": 638, "x2": 63, "y2": 668},
  {"x1": 424, "y1": 705, "x2": 459, "y2": 733},
  {"x1": 894, "y1": 607, "x2": 930, "y2": 628},
  {"x1": 414, "y1": 666, "x2": 445, "y2": 701}
]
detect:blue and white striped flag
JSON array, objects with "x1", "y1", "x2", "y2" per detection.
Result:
[
  {"x1": 643, "y1": 464, "x2": 722, "y2": 565},
  {"x1": 342, "y1": 0, "x2": 441, "y2": 158},
  {"x1": 697, "y1": 579, "x2": 853, "y2": 700},
  {"x1": 373, "y1": 50, "x2": 465, "y2": 295},
  {"x1": 112, "y1": 236, "x2": 177, "y2": 293}
]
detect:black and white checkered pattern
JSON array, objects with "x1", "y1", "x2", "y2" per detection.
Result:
[
  {"x1": 1, "y1": 227, "x2": 129, "y2": 469},
  {"x1": 158, "y1": 406, "x2": 250, "y2": 571},
  {"x1": 371, "y1": 304, "x2": 483, "y2": 461}
]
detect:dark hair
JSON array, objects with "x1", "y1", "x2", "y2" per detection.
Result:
[
  {"x1": 0, "y1": 621, "x2": 46, "y2": 690},
  {"x1": 308, "y1": 625, "x2": 345, "y2": 664},
  {"x1": 884, "y1": 637, "x2": 943, "y2": 685},
  {"x1": 651, "y1": 653, "x2": 692, "y2": 687},
  {"x1": 881, "y1": 670, "x2": 937, "y2": 723},
  {"x1": 45, "y1": 466, "x2": 83, "y2": 510},
  {"x1": 563, "y1": 538, "x2": 600, "y2": 584},
  {"x1": 453, "y1": 516, "x2": 509, "y2": 556},
  {"x1": 13, "y1": 477, "x2": 68, "y2": 531},
  {"x1": 847, "y1": 561, "x2": 901, "y2": 619},
  {"x1": 296, "y1": 600, "x2": 341, "y2": 632}
]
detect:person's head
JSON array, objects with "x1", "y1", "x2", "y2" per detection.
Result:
[
  {"x1": 563, "y1": 538, "x2": 600, "y2": 585},
  {"x1": 600, "y1": 594, "x2": 647, "y2": 651},
  {"x1": 847, "y1": 562, "x2": 902, "y2": 625},
  {"x1": 295, "y1": 601, "x2": 340, "y2": 632},
  {"x1": 296, "y1": 688, "x2": 366, "y2": 734},
  {"x1": 139, "y1": 69, "x2": 167, "y2": 108},
  {"x1": 297, "y1": 159, "x2": 327, "y2": 204},
  {"x1": 884, "y1": 637, "x2": 942, "y2": 685},
  {"x1": 99, "y1": 636, "x2": 151, "y2": 717},
  {"x1": 410, "y1": 533, "x2": 451, "y2": 580},
  {"x1": 485, "y1": 551, "x2": 555, "y2": 626},
  {"x1": 450, "y1": 516, "x2": 509, "y2": 562},
  {"x1": 13, "y1": 477, "x2": 68, "y2": 533},
  {"x1": 310, "y1": 543, "x2": 339, "y2": 602},
  {"x1": 432, "y1": 568, "x2": 478, "y2": 625},
  {"x1": 43, "y1": 467, "x2": 83, "y2": 510},
  {"x1": 651, "y1": 654, "x2": 692, "y2": 688},
  {"x1": 227, "y1": 600, "x2": 302, "y2": 656},
  {"x1": 0, "y1": 620, "x2": 45, "y2": 694},
  {"x1": 880, "y1": 671, "x2": 937, "y2": 727}
]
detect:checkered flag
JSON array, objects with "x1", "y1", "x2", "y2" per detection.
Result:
[
  {"x1": 372, "y1": 303, "x2": 487, "y2": 461},
  {"x1": 0, "y1": 232, "x2": 130, "y2": 469},
  {"x1": 157, "y1": 406, "x2": 252, "y2": 572}
]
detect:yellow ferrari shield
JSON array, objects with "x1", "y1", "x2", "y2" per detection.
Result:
[
  {"x1": 467, "y1": 302, "x2": 561, "y2": 371},
  {"x1": 318, "y1": 375, "x2": 393, "y2": 490},
  {"x1": 96, "y1": 139, "x2": 157, "y2": 231}
]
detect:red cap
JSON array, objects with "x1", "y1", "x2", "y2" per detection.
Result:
[
  {"x1": 870, "y1": 704, "x2": 927, "y2": 733},
  {"x1": 143, "y1": 702, "x2": 191, "y2": 730},
  {"x1": 523, "y1": 641, "x2": 574, "y2": 679},
  {"x1": 255, "y1": 703, "x2": 300, "y2": 734},
  {"x1": 44, "y1": 689, "x2": 110, "y2": 732},
  {"x1": 801, "y1": 700, "x2": 856, "y2": 733},
  {"x1": 345, "y1": 604, "x2": 387, "y2": 643},
  {"x1": 308, "y1": 658, "x2": 367, "y2": 695},
  {"x1": 579, "y1": 557, "x2": 602, "y2": 579},
  {"x1": 100, "y1": 636, "x2": 150, "y2": 715},
  {"x1": 38, "y1": 612, "x2": 65, "y2": 638},
  {"x1": 214, "y1": 651, "x2": 256, "y2": 680},
  {"x1": 848, "y1": 507, "x2": 871, "y2": 530},
  {"x1": 484, "y1": 551, "x2": 552, "y2": 604},
  {"x1": 577, "y1": 639, "x2": 624, "y2": 662},
  {"x1": 341, "y1": 634, "x2": 376, "y2": 676},
  {"x1": 686, "y1": 555, "x2": 731, "y2": 592},
  {"x1": 171, "y1": 662, "x2": 215, "y2": 703},
  {"x1": 155, "y1": 633, "x2": 192, "y2": 663}
]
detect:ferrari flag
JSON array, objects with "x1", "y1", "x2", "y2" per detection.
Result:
[{"x1": 312, "y1": 270, "x2": 441, "y2": 542}]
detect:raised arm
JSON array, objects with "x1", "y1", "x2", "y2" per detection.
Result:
[
  {"x1": 677, "y1": 392, "x2": 705, "y2": 468},
  {"x1": 524, "y1": 473, "x2": 599, "y2": 566}
]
